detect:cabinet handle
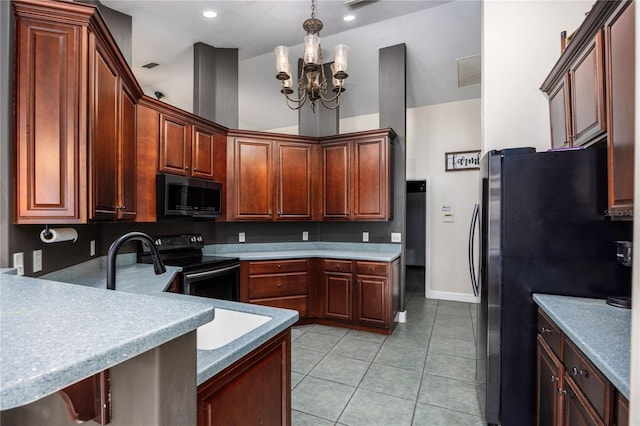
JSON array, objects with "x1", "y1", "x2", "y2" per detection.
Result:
[
  {"x1": 277, "y1": 264, "x2": 281, "y2": 269},
  {"x1": 194, "y1": 168, "x2": 198, "y2": 172},
  {"x1": 539, "y1": 327, "x2": 553, "y2": 335},
  {"x1": 558, "y1": 388, "x2": 567, "y2": 395},
  {"x1": 345, "y1": 211, "x2": 349, "y2": 216},
  {"x1": 550, "y1": 375, "x2": 559, "y2": 383},
  {"x1": 117, "y1": 205, "x2": 126, "y2": 210},
  {"x1": 185, "y1": 166, "x2": 190, "y2": 170},
  {"x1": 369, "y1": 266, "x2": 374, "y2": 271},
  {"x1": 277, "y1": 283, "x2": 282, "y2": 287},
  {"x1": 571, "y1": 367, "x2": 588, "y2": 377},
  {"x1": 355, "y1": 211, "x2": 358, "y2": 215},
  {"x1": 268, "y1": 210, "x2": 272, "y2": 215},
  {"x1": 278, "y1": 211, "x2": 281, "y2": 216},
  {"x1": 336, "y1": 264, "x2": 340, "y2": 269}
]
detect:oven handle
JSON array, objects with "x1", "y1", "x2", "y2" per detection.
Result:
[{"x1": 184, "y1": 264, "x2": 240, "y2": 280}]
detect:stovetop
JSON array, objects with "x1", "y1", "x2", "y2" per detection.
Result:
[{"x1": 137, "y1": 234, "x2": 239, "y2": 271}]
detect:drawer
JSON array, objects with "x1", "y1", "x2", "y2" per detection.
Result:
[
  {"x1": 537, "y1": 310, "x2": 563, "y2": 359},
  {"x1": 323, "y1": 259, "x2": 353, "y2": 273},
  {"x1": 563, "y1": 339, "x2": 611, "y2": 421},
  {"x1": 252, "y1": 296, "x2": 308, "y2": 318},
  {"x1": 248, "y1": 259, "x2": 307, "y2": 275},
  {"x1": 249, "y1": 273, "x2": 308, "y2": 299},
  {"x1": 356, "y1": 261, "x2": 389, "y2": 277}
]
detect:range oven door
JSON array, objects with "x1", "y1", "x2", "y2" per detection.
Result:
[{"x1": 182, "y1": 263, "x2": 240, "y2": 301}]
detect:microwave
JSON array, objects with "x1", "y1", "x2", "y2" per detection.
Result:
[{"x1": 157, "y1": 173, "x2": 222, "y2": 219}]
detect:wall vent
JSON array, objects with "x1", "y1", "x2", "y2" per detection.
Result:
[
  {"x1": 345, "y1": 0, "x2": 378, "y2": 11},
  {"x1": 456, "y1": 54, "x2": 481, "y2": 88},
  {"x1": 142, "y1": 62, "x2": 160, "y2": 69}
]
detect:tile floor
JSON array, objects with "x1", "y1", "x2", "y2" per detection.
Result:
[{"x1": 290, "y1": 267, "x2": 483, "y2": 425}]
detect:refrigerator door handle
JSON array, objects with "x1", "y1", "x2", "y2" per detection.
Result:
[{"x1": 468, "y1": 203, "x2": 479, "y2": 297}]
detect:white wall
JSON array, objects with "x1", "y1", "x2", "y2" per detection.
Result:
[
  {"x1": 483, "y1": 0, "x2": 594, "y2": 152},
  {"x1": 407, "y1": 100, "x2": 481, "y2": 302}
]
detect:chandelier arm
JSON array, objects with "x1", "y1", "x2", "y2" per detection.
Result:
[
  {"x1": 318, "y1": 89, "x2": 342, "y2": 104},
  {"x1": 319, "y1": 96, "x2": 341, "y2": 110},
  {"x1": 282, "y1": 89, "x2": 308, "y2": 110}
]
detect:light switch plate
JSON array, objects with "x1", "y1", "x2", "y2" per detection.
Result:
[
  {"x1": 13, "y1": 252, "x2": 24, "y2": 276},
  {"x1": 33, "y1": 249, "x2": 42, "y2": 273},
  {"x1": 391, "y1": 232, "x2": 401, "y2": 243},
  {"x1": 302, "y1": 231, "x2": 308, "y2": 241},
  {"x1": 362, "y1": 232, "x2": 369, "y2": 242},
  {"x1": 239, "y1": 232, "x2": 246, "y2": 243}
]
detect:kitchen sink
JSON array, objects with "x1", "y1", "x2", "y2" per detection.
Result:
[{"x1": 196, "y1": 308, "x2": 270, "y2": 350}]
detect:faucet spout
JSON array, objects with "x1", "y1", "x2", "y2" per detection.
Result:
[{"x1": 106, "y1": 232, "x2": 166, "y2": 290}]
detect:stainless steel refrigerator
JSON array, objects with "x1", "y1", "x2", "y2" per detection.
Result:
[{"x1": 469, "y1": 147, "x2": 632, "y2": 426}]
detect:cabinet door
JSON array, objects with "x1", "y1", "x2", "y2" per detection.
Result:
[
  {"x1": 197, "y1": 331, "x2": 290, "y2": 426},
  {"x1": 275, "y1": 142, "x2": 313, "y2": 220},
  {"x1": 159, "y1": 114, "x2": 191, "y2": 176},
  {"x1": 118, "y1": 86, "x2": 137, "y2": 221},
  {"x1": 90, "y1": 42, "x2": 119, "y2": 220},
  {"x1": 192, "y1": 126, "x2": 216, "y2": 180},
  {"x1": 569, "y1": 30, "x2": 606, "y2": 146},
  {"x1": 354, "y1": 275, "x2": 387, "y2": 326},
  {"x1": 14, "y1": 18, "x2": 86, "y2": 223},
  {"x1": 322, "y1": 141, "x2": 350, "y2": 219},
  {"x1": 323, "y1": 273, "x2": 352, "y2": 320},
  {"x1": 232, "y1": 138, "x2": 273, "y2": 220},
  {"x1": 537, "y1": 335, "x2": 563, "y2": 426},
  {"x1": 605, "y1": 0, "x2": 634, "y2": 217},
  {"x1": 549, "y1": 76, "x2": 571, "y2": 149},
  {"x1": 352, "y1": 137, "x2": 390, "y2": 220},
  {"x1": 615, "y1": 393, "x2": 629, "y2": 426},
  {"x1": 563, "y1": 377, "x2": 603, "y2": 426}
]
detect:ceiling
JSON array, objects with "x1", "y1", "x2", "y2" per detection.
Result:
[{"x1": 101, "y1": 0, "x2": 481, "y2": 131}]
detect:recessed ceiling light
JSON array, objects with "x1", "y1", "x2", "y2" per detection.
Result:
[
  {"x1": 343, "y1": 14, "x2": 356, "y2": 22},
  {"x1": 202, "y1": 10, "x2": 217, "y2": 18}
]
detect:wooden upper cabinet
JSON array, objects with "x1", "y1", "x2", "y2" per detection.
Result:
[
  {"x1": 13, "y1": 11, "x2": 88, "y2": 223},
  {"x1": 231, "y1": 138, "x2": 273, "y2": 220},
  {"x1": 549, "y1": 76, "x2": 571, "y2": 149},
  {"x1": 275, "y1": 141, "x2": 315, "y2": 220},
  {"x1": 321, "y1": 129, "x2": 395, "y2": 221},
  {"x1": 13, "y1": 0, "x2": 142, "y2": 224},
  {"x1": 192, "y1": 126, "x2": 215, "y2": 179},
  {"x1": 118, "y1": 87, "x2": 137, "y2": 221},
  {"x1": 605, "y1": 0, "x2": 634, "y2": 218},
  {"x1": 90, "y1": 41, "x2": 119, "y2": 220},
  {"x1": 569, "y1": 30, "x2": 606, "y2": 147},
  {"x1": 322, "y1": 141, "x2": 350, "y2": 219},
  {"x1": 159, "y1": 113, "x2": 192, "y2": 176},
  {"x1": 352, "y1": 136, "x2": 390, "y2": 220}
]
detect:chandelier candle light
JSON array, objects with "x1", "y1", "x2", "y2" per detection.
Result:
[{"x1": 274, "y1": 0, "x2": 349, "y2": 112}]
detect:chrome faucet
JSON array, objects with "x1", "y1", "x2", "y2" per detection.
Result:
[{"x1": 106, "y1": 231, "x2": 166, "y2": 290}]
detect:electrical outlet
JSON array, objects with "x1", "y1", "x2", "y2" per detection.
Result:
[
  {"x1": 33, "y1": 249, "x2": 42, "y2": 273},
  {"x1": 363, "y1": 232, "x2": 369, "y2": 242},
  {"x1": 239, "y1": 232, "x2": 246, "y2": 243},
  {"x1": 391, "y1": 232, "x2": 402, "y2": 243},
  {"x1": 302, "y1": 231, "x2": 309, "y2": 241},
  {"x1": 13, "y1": 252, "x2": 24, "y2": 276},
  {"x1": 90, "y1": 240, "x2": 96, "y2": 257}
]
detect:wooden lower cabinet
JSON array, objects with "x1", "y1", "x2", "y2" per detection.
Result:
[
  {"x1": 536, "y1": 309, "x2": 627, "y2": 426},
  {"x1": 241, "y1": 260, "x2": 309, "y2": 319},
  {"x1": 197, "y1": 330, "x2": 291, "y2": 426}
]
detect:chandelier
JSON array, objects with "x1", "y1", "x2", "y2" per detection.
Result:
[{"x1": 274, "y1": 0, "x2": 349, "y2": 112}]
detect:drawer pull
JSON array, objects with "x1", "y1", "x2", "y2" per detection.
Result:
[
  {"x1": 277, "y1": 264, "x2": 281, "y2": 269},
  {"x1": 277, "y1": 283, "x2": 282, "y2": 288},
  {"x1": 336, "y1": 264, "x2": 340, "y2": 269},
  {"x1": 571, "y1": 367, "x2": 588, "y2": 377},
  {"x1": 550, "y1": 375, "x2": 559, "y2": 383},
  {"x1": 369, "y1": 266, "x2": 374, "y2": 271},
  {"x1": 539, "y1": 327, "x2": 553, "y2": 334}
]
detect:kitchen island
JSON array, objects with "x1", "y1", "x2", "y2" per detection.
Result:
[{"x1": 0, "y1": 260, "x2": 298, "y2": 425}]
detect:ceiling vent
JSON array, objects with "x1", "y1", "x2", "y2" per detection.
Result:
[
  {"x1": 142, "y1": 62, "x2": 160, "y2": 69},
  {"x1": 345, "y1": 0, "x2": 378, "y2": 11},
  {"x1": 456, "y1": 54, "x2": 481, "y2": 88}
]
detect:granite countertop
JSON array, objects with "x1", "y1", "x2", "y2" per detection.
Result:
[
  {"x1": 0, "y1": 272, "x2": 214, "y2": 410},
  {"x1": 204, "y1": 241, "x2": 402, "y2": 262},
  {"x1": 532, "y1": 293, "x2": 631, "y2": 399},
  {"x1": 33, "y1": 255, "x2": 299, "y2": 388}
]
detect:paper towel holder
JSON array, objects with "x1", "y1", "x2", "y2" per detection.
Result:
[{"x1": 41, "y1": 225, "x2": 53, "y2": 240}]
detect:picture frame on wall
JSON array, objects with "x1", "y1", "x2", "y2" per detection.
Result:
[{"x1": 445, "y1": 150, "x2": 481, "y2": 171}]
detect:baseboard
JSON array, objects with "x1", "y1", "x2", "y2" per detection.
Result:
[
  {"x1": 395, "y1": 310, "x2": 407, "y2": 323},
  {"x1": 425, "y1": 290, "x2": 479, "y2": 304}
]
